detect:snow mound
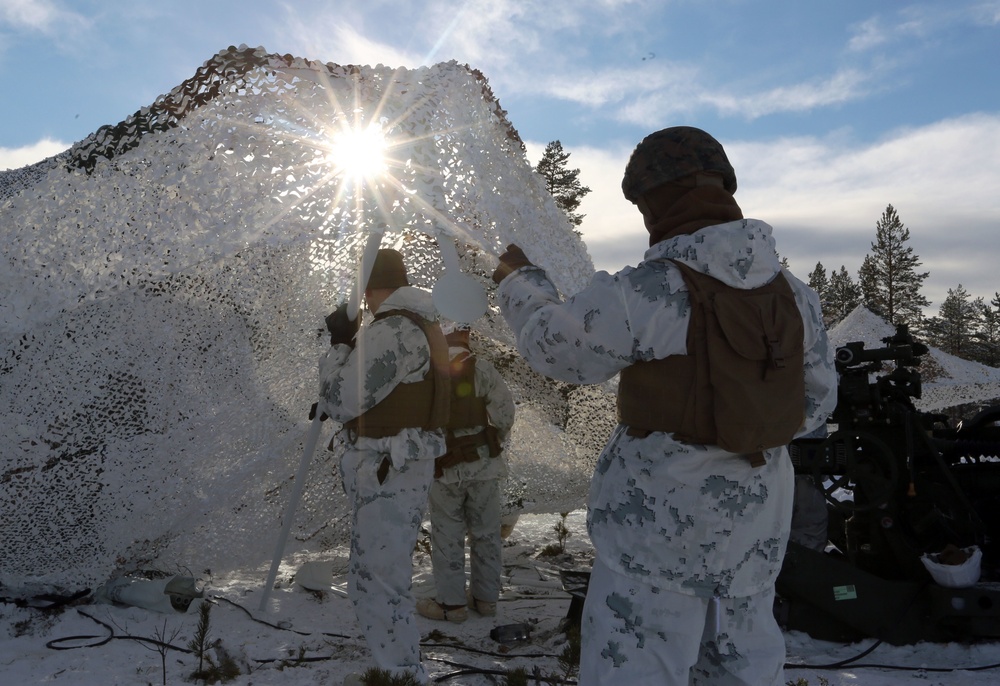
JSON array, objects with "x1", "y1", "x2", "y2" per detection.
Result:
[{"x1": 827, "y1": 305, "x2": 898, "y2": 349}]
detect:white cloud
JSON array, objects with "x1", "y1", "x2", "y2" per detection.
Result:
[
  {"x1": 0, "y1": 138, "x2": 68, "y2": 171},
  {"x1": 417, "y1": 0, "x2": 544, "y2": 68},
  {"x1": 1, "y1": 0, "x2": 61, "y2": 31},
  {"x1": 847, "y1": 17, "x2": 889, "y2": 52},
  {"x1": 273, "y1": 0, "x2": 620, "y2": 74},
  {"x1": 717, "y1": 68, "x2": 875, "y2": 118},
  {"x1": 972, "y1": 0, "x2": 1000, "y2": 25},
  {"x1": 526, "y1": 62, "x2": 697, "y2": 108},
  {"x1": 848, "y1": 2, "x2": 999, "y2": 54},
  {"x1": 0, "y1": 0, "x2": 88, "y2": 35},
  {"x1": 570, "y1": 114, "x2": 1000, "y2": 308},
  {"x1": 612, "y1": 65, "x2": 877, "y2": 127},
  {"x1": 271, "y1": 2, "x2": 896, "y2": 128},
  {"x1": 733, "y1": 114, "x2": 1000, "y2": 230},
  {"x1": 490, "y1": 2, "x2": 995, "y2": 130},
  {"x1": 736, "y1": 115, "x2": 1000, "y2": 308},
  {"x1": 275, "y1": 0, "x2": 659, "y2": 96},
  {"x1": 849, "y1": 13, "x2": 919, "y2": 54},
  {"x1": 319, "y1": 24, "x2": 420, "y2": 68},
  {"x1": 275, "y1": 4, "x2": 421, "y2": 68}
]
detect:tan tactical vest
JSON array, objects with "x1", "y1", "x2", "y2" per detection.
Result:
[
  {"x1": 434, "y1": 352, "x2": 502, "y2": 477},
  {"x1": 344, "y1": 309, "x2": 450, "y2": 439},
  {"x1": 617, "y1": 261, "x2": 805, "y2": 466},
  {"x1": 446, "y1": 353, "x2": 489, "y2": 429}
]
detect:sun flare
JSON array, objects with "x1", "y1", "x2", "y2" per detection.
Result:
[{"x1": 327, "y1": 124, "x2": 388, "y2": 183}]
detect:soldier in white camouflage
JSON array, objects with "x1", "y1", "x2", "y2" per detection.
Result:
[
  {"x1": 492, "y1": 126, "x2": 838, "y2": 685},
  {"x1": 416, "y1": 326, "x2": 516, "y2": 623},
  {"x1": 317, "y1": 248, "x2": 450, "y2": 685}
]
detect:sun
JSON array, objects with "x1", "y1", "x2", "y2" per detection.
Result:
[{"x1": 327, "y1": 123, "x2": 388, "y2": 184}]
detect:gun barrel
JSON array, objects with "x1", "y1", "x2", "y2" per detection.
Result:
[{"x1": 836, "y1": 344, "x2": 914, "y2": 367}]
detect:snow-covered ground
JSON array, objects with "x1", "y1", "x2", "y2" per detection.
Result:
[
  {"x1": 4, "y1": 307, "x2": 1000, "y2": 685},
  {"x1": 4, "y1": 509, "x2": 1000, "y2": 685}
]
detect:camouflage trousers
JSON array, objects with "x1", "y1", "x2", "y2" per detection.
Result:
[
  {"x1": 342, "y1": 447, "x2": 435, "y2": 684},
  {"x1": 428, "y1": 477, "x2": 503, "y2": 606},
  {"x1": 579, "y1": 558, "x2": 785, "y2": 686}
]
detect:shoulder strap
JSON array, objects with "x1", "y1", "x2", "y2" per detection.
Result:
[
  {"x1": 617, "y1": 260, "x2": 805, "y2": 466},
  {"x1": 345, "y1": 309, "x2": 451, "y2": 438}
]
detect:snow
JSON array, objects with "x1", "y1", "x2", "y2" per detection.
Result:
[{"x1": 4, "y1": 509, "x2": 1000, "y2": 685}]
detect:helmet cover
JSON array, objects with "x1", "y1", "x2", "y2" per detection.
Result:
[{"x1": 621, "y1": 126, "x2": 737, "y2": 202}]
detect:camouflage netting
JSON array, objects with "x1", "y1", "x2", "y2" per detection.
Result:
[{"x1": 0, "y1": 45, "x2": 615, "y2": 592}]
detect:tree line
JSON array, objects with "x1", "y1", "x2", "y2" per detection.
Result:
[
  {"x1": 805, "y1": 204, "x2": 999, "y2": 367},
  {"x1": 534, "y1": 143, "x2": 999, "y2": 368}
]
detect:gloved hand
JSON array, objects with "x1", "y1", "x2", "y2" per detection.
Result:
[
  {"x1": 491, "y1": 244, "x2": 534, "y2": 284},
  {"x1": 309, "y1": 402, "x2": 329, "y2": 422},
  {"x1": 325, "y1": 303, "x2": 360, "y2": 346}
]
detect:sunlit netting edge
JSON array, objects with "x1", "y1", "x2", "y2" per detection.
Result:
[
  {"x1": 0, "y1": 46, "x2": 607, "y2": 591},
  {"x1": 69, "y1": 46, "x2": 522, "y2": 175}
]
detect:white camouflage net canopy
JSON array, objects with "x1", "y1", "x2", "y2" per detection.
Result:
[{"x1": 0, "y1": 46, "x2": 614, "y2": 592}]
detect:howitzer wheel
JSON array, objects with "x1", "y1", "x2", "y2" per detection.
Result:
[{"x1": 817, "y1": 429, "x2": 899, "y2": 513}]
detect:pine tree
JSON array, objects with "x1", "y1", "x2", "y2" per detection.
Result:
[
  {"x1": 933, "y1": 284, "x2": 980, "y2": 357},
  {"x1": 807, "y1": 262, "x2": 832, "y2": 327},
  {"x1": 807, "y1": 262, "x2": 829, "y2": 303},
  {"x1": 535, "y1": 140, "x2": 591, "y2": 231},
  {"x1": 826, "y1": 265, "x2": 862, "y2": 326},
  {"x1": 860, "y1": 204, "x2": 930, "y2": 327},
  {"x1": 858, "y1": 254, "x2": 881, "y2": 317},
  {"x1": 973, "y1": 293, "x2": 1000, "y2": 367}
]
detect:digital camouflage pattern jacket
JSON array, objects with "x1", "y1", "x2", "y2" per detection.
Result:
[
  {"x1": 318, "y1": 286, "x2": 447, "y2": 469},
  {"x1": 497, "y1": 219, "x2": 837, "y2": 598}
]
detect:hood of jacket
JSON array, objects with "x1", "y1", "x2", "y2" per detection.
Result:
[
  {"x1": 643, "y1": 218, "x2": 782, "y2": 290},
  {"x1": 374, "y1": 285, "x2": 439, "y2": 320}
]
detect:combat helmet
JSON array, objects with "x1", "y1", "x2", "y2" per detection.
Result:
[
  {"x1": 621, "y1": 126, "x2": 737, "y2": 203},
  {"x1": 366, "y1": 248, "x2": 410, "y2": 289}
]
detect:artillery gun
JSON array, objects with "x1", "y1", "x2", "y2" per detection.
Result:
[{"x1": 777, "y1": 324, "x2": 1000, "y2": 644}]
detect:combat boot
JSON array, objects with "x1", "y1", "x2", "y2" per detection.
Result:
[{"x1": 416, "y1": 597, "x2": 467, "y2": 622}]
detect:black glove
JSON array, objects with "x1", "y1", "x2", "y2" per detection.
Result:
[
  {"x1": 491, "y1": 244, "x2": 534, "y2": 284},
  {"x1": 325, "y1": 303, "x2": 360, "y2": 346},
  {"x1": 309, "y1": 402, "x2": 329, "y2": 422}
]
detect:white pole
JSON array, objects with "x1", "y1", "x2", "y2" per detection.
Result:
[
  {"x1": 258, "y1": 226, "x2": 387, "y2": 612},
  {"x1": 438, "y1": 231, "x2": 460, "y2": 273},
  {"x1": 257, "y1": 412, "x2": 326, "y2": 612}
]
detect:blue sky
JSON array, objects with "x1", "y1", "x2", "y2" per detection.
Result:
[{"x1": 2, "y1": 0, "x2": 999, "y2": 312}]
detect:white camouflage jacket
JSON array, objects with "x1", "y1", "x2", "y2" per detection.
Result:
[
  {"x1": 318, "y1": 286, "x2": 447, "y2": 469},
  {"x1": 497, "y1": 219, "x2": 837, "y2": 598}
]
